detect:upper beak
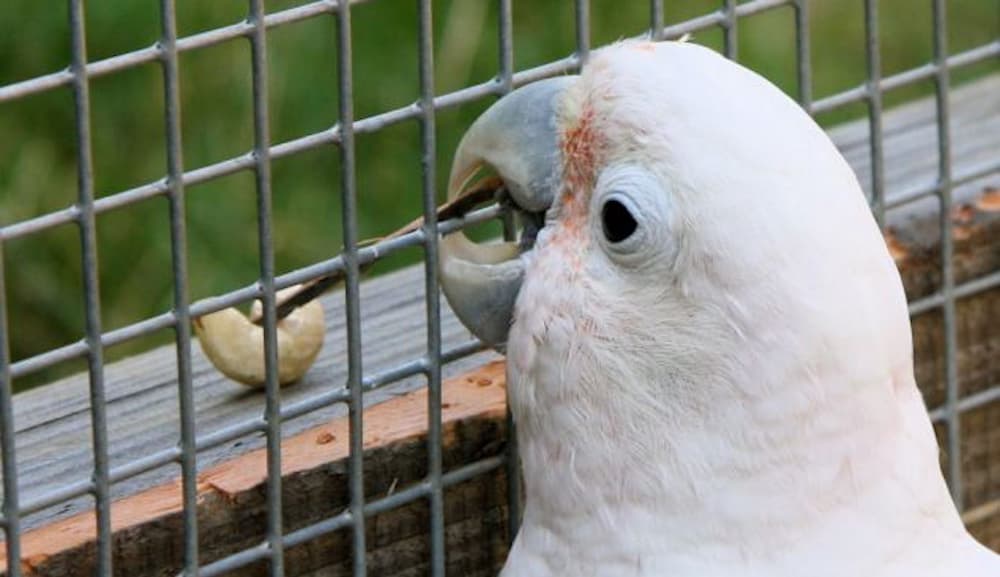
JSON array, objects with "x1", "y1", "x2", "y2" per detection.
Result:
[{"x1": 439, "y1": 76, "x2": 576, "y2": 350}]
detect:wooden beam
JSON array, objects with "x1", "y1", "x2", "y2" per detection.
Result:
[{"x1": 4, "y1": 362, "x2": 508, "y2": 577}]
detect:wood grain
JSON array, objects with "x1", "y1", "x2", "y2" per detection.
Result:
[{"x1": 2, "y1": 362, "x2": 508, "y2": 576}]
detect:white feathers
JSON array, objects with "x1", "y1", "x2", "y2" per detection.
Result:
[{"x1": 500, "y1": 41, "x2": 1000, "y2": 576}]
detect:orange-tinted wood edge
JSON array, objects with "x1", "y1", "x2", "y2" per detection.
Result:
[{"x1": 4, "y1": 360, "x2": 507, "y2": 571}]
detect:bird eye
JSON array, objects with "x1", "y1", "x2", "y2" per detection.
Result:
[{"x1": 601, "y1": 198, "x2": 638, "y2": 243}]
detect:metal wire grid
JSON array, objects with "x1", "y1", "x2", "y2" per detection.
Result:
[{"x1": 0, "y1": 0, "x2": 997, "y2": 575}]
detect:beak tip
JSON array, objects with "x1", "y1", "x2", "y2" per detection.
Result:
[{"x1": 439, "y1": 238, "x2": 524, "y2": 351}]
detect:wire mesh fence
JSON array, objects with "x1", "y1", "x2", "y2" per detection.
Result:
[{"x1": 0, "y1": 0, "x2": 998, "y2": 576}]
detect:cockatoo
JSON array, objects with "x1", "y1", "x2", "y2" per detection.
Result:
[{"x1": 438, "y1": 41, "x2": 1000, "y2": 576}]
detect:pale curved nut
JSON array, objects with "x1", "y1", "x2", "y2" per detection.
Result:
[{"x1": 193, "y1": 286, "x2": 325, "y2": 387}]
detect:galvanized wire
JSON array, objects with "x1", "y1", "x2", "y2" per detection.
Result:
[
  {"x1": 497, "y1": 0, "x2": 522, "y2": 544},
  {"x1": 575, "y1": 0, "x2": 591, "y2": 64},
  {"x1": 4, "y1": 44, "x2": 998, "y2": 246},
  {"x1": 0, "y1": 0, "x2": 365, "y2": 105},
  {"x1": 332, "y1": 1, "x2": 369, "y2": 574},
  {"x1": 0, "y1": 252, "x2": 20, "y2": 577},
  {"x1": 246, "y1": 0, "x2": 287, "y2": 573},
  {"x1": 863, "y1": 0, "x2": 887, "y2": 227},
  {"x1": 0, "y1": 1, "x2": 997, "y2": 574},
  {"x1": 793, "y1": 0, "x2": 812, "y2": 108},
  {"x1": 417, "y1": 0, "x2": 447, "y2": 574},
  {"x1": 68, "y1": 1, "x2": 113, "y2": 574},
  {"x1": 650, "y1": 0, "x2": 666, "y2": 41},
  {"x1": 722, "y1": 0, "x2": 738, "y2": 59},
  {"x1": 931, "y1": 0, "x2": 963, "y2": 512},
  {"x1": 157, "y1": 0, "x2": 199, "y2": 574}
]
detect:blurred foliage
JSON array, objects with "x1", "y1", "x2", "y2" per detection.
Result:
[{"x1": 0, "y1": 0, "x2": 997, "y2": 389}]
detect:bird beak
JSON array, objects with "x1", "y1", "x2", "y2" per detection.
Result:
[{"x1": 439, "y1": 76, "x2": 576, "y2": 350}]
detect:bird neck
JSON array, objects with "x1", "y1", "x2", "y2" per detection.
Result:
[{"x1": 507, "y1": 357, "x2": 963, "y2": 574}]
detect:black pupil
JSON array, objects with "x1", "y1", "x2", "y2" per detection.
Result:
[{"x1": 601, "y1": 199, "x2": 638, "y2": 243}]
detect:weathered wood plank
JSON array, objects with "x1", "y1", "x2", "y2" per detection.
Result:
[
  {"x1": 830, "y1": 74, "x2": 999, "y2": 216},
  {"x1": 7, "y1": 266, "x2": 499, "y2": 533},
  {"x1": 2, "y1": 362, "x2": 509, "y2": 576}
]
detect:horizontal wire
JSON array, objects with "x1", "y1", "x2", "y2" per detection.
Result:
[
  {"x1": 196, "y1": 455, "x2": 505, "y2": 577},
  {"x1": 887, "y1": 157, "x2": 1000, "y2": 211},
  {"x1": 0, "y1": 0, "x2": 790, "y2": 106},
  {"x1": 0, "y1": 0, "x2": 376, "y2": 104},
  {"x1": 14, "y1": 339, "x2": 485, "y2": 518},
  {"x1": 3, "y1": 35, "x2": 992, "y2": 242},
  {"x1": 930, "y1": 384, "x2": 1000, "y2": 423},
  {"x1": 810, "y1": 41, "x2": 999, "y2": 114},
  {"x1": 8, "y1": 204, "x2": 500, "y2": 379},
  {"x1": 908, "y1": 269, "x2": 1000, "y2": 317}
]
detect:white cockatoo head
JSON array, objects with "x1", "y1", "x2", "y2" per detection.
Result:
[{"x1": 440, "y1": 41, "x2": 995, "y2": 575}]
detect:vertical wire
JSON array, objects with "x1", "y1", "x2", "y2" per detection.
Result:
[
  {"x1": 496, "y1": 0, "x2": 517, "y2": 240},
  {"x1": 68, "y1": 1, "x2": 113, "y2": 573},
  {"x1": 722, "y1": 0, "x2": 738, "y2": 60},
  {"x1": 650, "y1": 0, "x2": 665, "y2": 41},
  {"x1": 932, "y1": 0, "x2": 962, "y2": 511},
  {"x1": 158, "y1": 0, "x2": 198, "y2": 573},
  {"x1": 416, "y1": 1, "x2": 445, "y2": 575},
  {"x1": 574, "y1": 0, "x2": 590, "y2": 65},
  {"x1": 496, "y1": 0, "x2": 521, "y2": 545},
  {"x1": 497, "y1": 0, "x2": 514, "y2": 98},
  {"x1": 247, "y1": 1, "x2": 285, "y2": 573},
  {"x1": 794, "y1": 0, "x2": 812, "y2": 109},
  {"x1": 0, "y1": 248, "x2": 21, "y2": 577},
  {"x1": 333, "y1": 2, "x2": 367, "y2": 574},
  {"x1": 863, "y1": 0, "x2": 886, "y2": 226}
]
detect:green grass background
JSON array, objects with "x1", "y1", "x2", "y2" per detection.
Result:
[{"x1": 1, "y1": 0, "x2": 997, "y2": 389}]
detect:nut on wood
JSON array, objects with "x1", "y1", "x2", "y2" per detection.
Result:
[{"x1": 193, "y1": 285, "x2": 325, "y2": 387}]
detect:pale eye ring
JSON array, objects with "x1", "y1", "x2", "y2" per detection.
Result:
[{"x1": 601, "y1": 196, "x2": 639, "y2": 244}]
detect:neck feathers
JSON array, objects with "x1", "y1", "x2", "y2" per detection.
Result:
[{"x1": 507, "y1": 339, "x2": 963, "y2": 574}]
